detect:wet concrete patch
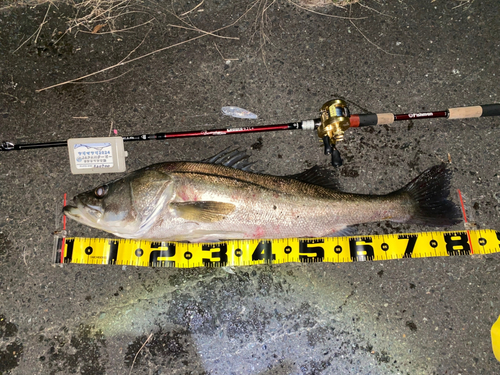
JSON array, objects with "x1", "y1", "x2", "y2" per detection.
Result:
[
  {"x1": 124, "y1": 328, "x2": 206, "y2": 373},
  {"x1": 39, "y1": 325, "x2": 106, "y2": 375},
  {"x1": 0, "y1": 314, "x2": 23, "y2": 374},
  {"x1": 0, "y1": 232, "x2": 12, "y2": 262},
  {"x1": 165, "y1": 270, "x2": 290, "y2": 337}
]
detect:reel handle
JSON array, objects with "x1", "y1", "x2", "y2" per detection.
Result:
[
  {"x1": 322, "y1": 135, "x2": 343, "y2": 167},
  {"x1": 331, "y1": 147, "x2": 343, "y2": 167}
]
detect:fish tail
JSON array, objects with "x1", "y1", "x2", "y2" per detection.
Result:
[{"x1": 393, "y1": 164, "x2": 462, "y2": 226}]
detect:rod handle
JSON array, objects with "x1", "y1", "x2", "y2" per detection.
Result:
[{"x1": 448, "y1": 104, "x2": 500, "y2": 119}]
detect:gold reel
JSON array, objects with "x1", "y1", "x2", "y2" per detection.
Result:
[
  {"x1": 317, "y1": 99, "x2": 350, "y2": 167},
  {"x1": 317, "y1": 99, "x2": 350, "y2": 144}
]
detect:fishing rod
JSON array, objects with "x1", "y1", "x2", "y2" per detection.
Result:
[{"x1": 2, "y1": 100, "x2": 499, "y2": 167}]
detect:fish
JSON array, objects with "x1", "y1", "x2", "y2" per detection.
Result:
[{"x1": 63, "y1": 150, "x2": 461, "y2": 242}]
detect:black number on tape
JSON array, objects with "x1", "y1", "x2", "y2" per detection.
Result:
[
  {"x1": 63, "y1": 239, "x2": 75, "y2": 263},
  {"x1": 299, "y1": 240, "x2": 324, "y2": 262},
  {"x1": 349, "y1": 237, "x2": 374, "y2": 261},
  {"x1": 108, "y1": 241, "x2": 119, "y2": 264},
  {"x1": 202, "y1": 244, "x2": 228, "y2": 266},
  {"x1": 444, "y1": 233, "x2": 471, "y2": 256},
  {"x1": 399, "y1": 235, "x2": 417, "y2": 258},
  {"x1": 107, "y1": 241, "x2": 119, "y2": 264},
  {"x1": 252, "y1": 241, "x2": 275, "y2": 263},
  {"x1": 150, "y1": 243, "x2": 176, "y2": 267}
]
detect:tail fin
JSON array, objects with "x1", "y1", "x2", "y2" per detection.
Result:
[{"x1": 395, "y1": 164, "x2": 461, "y2": 226}]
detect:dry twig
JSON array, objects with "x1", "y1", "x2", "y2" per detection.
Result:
[
  {"x1": 168, "y1": 23, "x2": 239, "y2": 40},
  {"x1": 22, "y1": 246, "x2": 28, "y2": 267},
  {"x1": 180, "y1": 0, "x2": 204, "y2": 16},
  {"x1": 13, "y1": 3, "x2": 51, "y2": 53},
  {"x1": 71, "y1": 68, "x2": 134, "y2": 85},
  {"x1": 128, "y1": 332, "x2": 153, "y2": 375},
  {"x1": 68, "y1": 0, "x2": 132, "y2": 32},
  {"x1": 349, "y1": 19, "x2": 401, "y2": 56},
  {"x1": 358, "y1": 1, "x2": 393, "y2": 17},
  {"x1": 287, "y1": 0, "x2": 366, "y2": 20},
  {"x1": 37, "y1": 1, "x2": 258, "y2": 92},
  {"x1": 78, "y1": 18, "x2": 155, "y2": 34},
  {"x1": 214, "y1": 42, "x2": 238, "y2": 61},
  {"x1": 108, "y1": 119, "x2": 114, "y2": 137},
  {"x1": 34, "y1": 2, "x2": 51, "y2": 44}
]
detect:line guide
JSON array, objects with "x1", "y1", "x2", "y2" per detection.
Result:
[{"x1": 53, "y1": 229, "x2": 499, "y2": 268}]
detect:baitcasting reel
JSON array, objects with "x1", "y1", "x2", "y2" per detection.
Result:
[{"x1": 317, "y1": 99, "x2": 351, "y2": 167}]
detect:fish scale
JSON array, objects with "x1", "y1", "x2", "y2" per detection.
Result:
[{"x1": 63, "y1": 150, "x2": 461, "y2": 242}]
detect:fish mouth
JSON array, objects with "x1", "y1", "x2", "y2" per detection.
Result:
[
  {"x1": 63, "y1": 197, "x2": 111, "y2": 235},
  {"x1": 63, "y1": 197, "x2": 80, "y2": 218},
  {"x1": 62, "y1": 196, "x2": 136, "y2": 236},
  {"x1": 63, "y1": 197, "x2": 103, "y2": 222}
]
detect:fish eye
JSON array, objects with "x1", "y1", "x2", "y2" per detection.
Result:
[{"x1": 94, "y1": 185, "x2": 109, "y2": 198}]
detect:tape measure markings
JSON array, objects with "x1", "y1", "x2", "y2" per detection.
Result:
[{"x1": 52, "y1": 229, "x2": 500, "y2": 269}]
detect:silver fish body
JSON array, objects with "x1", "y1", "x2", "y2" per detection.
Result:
[{"x1": 63, "y1": 153, "x2": 460, "y2": 242}]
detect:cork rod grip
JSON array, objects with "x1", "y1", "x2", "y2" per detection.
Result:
[
  {"x1": 448, "y1": 106, "x2": 483, "y2": 119},
  {"x1": 448, "y1": 104, "x2": 500, "y2": 119}
]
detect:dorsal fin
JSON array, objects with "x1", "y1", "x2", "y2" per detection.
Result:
[
  {"x1": 286, "y1": 166, "x2": 339, "y2": 190},
  {"x1": 202, "y1": 149, "x2": 338, "y2": 189},
  {"x1": 202, "y1": 148, "x2": 255, "y2": 171}
]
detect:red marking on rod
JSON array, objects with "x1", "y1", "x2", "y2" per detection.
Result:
[
  {"x1": 61, "y1": 193, "x2": 67, "y2": 264},
  {"x1": 162, "y1": 125, "x2": 291, "y2": 138},
  {"x1": 457, "y1": 189, "x2": 473, "y2": 254},
  {"x1": 393, "y1": 111, "x2": 448, "y2": 121},
  {"x1": 349, "y1": 115, "x2": 360, "y2": 127}
]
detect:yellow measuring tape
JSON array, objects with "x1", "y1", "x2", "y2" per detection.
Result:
[{"x1": 53, "y1": 229, "x2": 499, "y2": 268}]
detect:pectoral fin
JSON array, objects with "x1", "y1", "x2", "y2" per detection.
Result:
[{"x1": 171, "y1": 201, "x2": 236, "y2": 222}]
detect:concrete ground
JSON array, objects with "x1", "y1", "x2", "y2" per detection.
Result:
[{"x1": 1, "y1": 0, "x2": 499, "y2": 373}]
